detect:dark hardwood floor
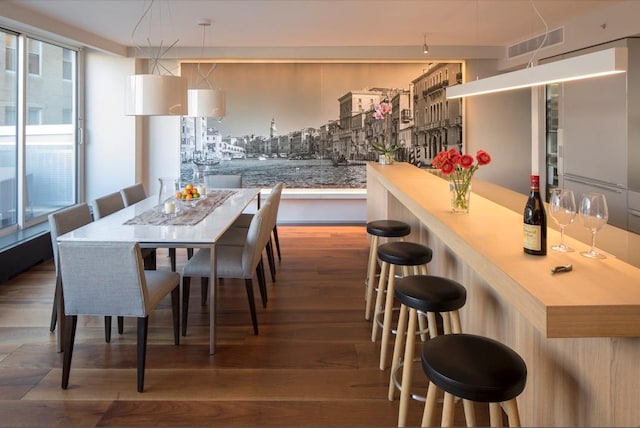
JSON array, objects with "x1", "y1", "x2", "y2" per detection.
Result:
[{"x1": 0, "y1": 225, "x2": 486, "y2": 427}]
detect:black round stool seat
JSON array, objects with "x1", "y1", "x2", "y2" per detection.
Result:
[
  {"x1": 394, "y1": 275, "x2": 466, "y2": 313},
  {"x1": 377, "y1": 241, "x2": 432, "y2": 266},
  {"x1": 367, "y1": 220, "x2": 411, "y2": 238},
  {"x1": 421, "y1": 333, "x2": 527, "y2": 403}
]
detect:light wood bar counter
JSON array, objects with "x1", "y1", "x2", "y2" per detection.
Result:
[{"x1": 367, "y1": 162, "x2": 640, "y2": 426}]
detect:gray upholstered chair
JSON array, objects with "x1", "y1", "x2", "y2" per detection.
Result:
[
  {"x1": 181, "y1": 200, "x2": 273, "y2": 336},
  {"x1": 120, "y1": 183, "x2": 147, "y2": 207},
  {"x1": 48, "y1": 203, "x2": 94, "y2": 347},
  {"x1": 92, "y1": 191, "x2": 125, "y2": 220},
  {"x1": 204, "y1": 174, "x2": 243, "y2": 189},
  {"x1": 231, "y1": 182, "x2": 284, "y2": 281},
  {"x1": 58, "y1": 240, "x2": 180, "y2": 393}
]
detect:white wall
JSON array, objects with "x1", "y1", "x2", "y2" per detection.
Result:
[
  {"x1": 463, "y1": 59, "x2": 532, "y2": 195},
  {"x1": 84, "y1": 51, "x2": 137, "y2": 203}
]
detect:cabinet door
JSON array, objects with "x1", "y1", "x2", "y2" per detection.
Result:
[{"x1": 561, "y1": 73, "x2": 627, "y2": 186}]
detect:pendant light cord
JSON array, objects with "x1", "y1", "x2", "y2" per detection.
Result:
[{"x1": 527, "y1": 0, "x2": 549, "y2": 68}]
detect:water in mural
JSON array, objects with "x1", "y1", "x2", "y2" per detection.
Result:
[{"x1": 181, "y1": 158, "x2": 366, "y2": 189}]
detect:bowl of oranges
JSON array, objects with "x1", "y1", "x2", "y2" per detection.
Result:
[{"x1": 175, "y1": 183, "x2": 205, "y2": 208}]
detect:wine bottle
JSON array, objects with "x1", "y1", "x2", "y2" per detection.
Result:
[{"x1": 523, "y1": 174, "x2": 547, "y2": 255}]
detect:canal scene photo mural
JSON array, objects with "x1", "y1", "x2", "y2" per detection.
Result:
[{"x1": 180, "y1": 62, "x2": 463, "y2": 188}]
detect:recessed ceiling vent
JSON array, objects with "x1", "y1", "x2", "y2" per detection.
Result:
[{"x1": 507, "y1": 27, "x2": 564, "y2": 59}]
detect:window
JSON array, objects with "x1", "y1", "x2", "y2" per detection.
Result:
[
  {"x1": 27, "y1": 39, "x2": 41, "y2": 76},
  {"x1": 63, "y1": 48, "x2": 72, "y2": 80},
  {"x1": 0, "y1": 30, "x2": 79, "y2": 235},
  {"x1": 4, "y1": 34, "x2": 16, "y2": 72}
]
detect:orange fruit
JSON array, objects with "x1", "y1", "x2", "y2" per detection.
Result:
[
  {"x1": 175, "y1": 192, "x2": 182, "y2": 199},
  {"x1": 185, "y1": 194, "x2": 193, "y2": 200},
  {"x1": 186, "y1": 183, "x2": 194, "y2": 190}
]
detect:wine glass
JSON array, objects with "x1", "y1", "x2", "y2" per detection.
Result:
[
  {"x1": 549, "y1": 189, "x2": 576, "y2": 252},
  {"x1": 578, "y1": 192, "x2": 609, "y2": 259}
]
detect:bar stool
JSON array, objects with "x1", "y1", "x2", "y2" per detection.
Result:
[
  {"x1": 364, "y1": 220, "x2": 411, "y2": 321},
  {"x1": 388, "y1": 275, "x2": 467, "y2": 427},
  {"x1": 421, "y1": 333, "x2": 527, "y2": 427},
  {"x1": 371, "y1": 241, "x2": 432, "y2": 370}
]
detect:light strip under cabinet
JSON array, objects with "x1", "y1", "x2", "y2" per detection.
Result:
[{"x1": 446, "y1": 47, "x2": 628, "y2": 99}]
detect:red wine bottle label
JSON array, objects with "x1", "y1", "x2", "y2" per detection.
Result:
[{"x1": 523, "y1": 224, "x2": 542, "y2": 251}]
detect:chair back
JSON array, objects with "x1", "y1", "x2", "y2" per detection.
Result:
[
  {"x1": 265, "y1": 182, "x2": 284, "y2": 230},
  {"x1": 241, "y1": 200, "x2": 273, "y2": 275},
  {"x1": 48, "y1": 203, "x2": 93, "y2": 276},
  {"x1": 121, "y1": 183, "x2": 147, "y2": 207},
  {"x1": 58, "y1": 241, "x2": 149, "y2": 317},
  {"x1": 205, "y1": 174, "x2": 243, "y2": 189},
  {"x1": 92, "y1": 191, "x2": 125, "y2": 219}
]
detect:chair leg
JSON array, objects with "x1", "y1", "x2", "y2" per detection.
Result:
[
  {"x1": 143, "y1": 249, "x2": 156, "y2": 270},
  {"x1": 171, "y1": 286, "x2": 180, "y2": 346},
  {"x1": 61, "y1": 315, "x2": 77, "y2": 389},
  {"x1": 181, "y1": 276, "x2": 191, "y2": 336},
  {"x1": 118, "y1": 316, "x2": 124, "y2": 334},
  {"x1": 137, "y1": 317, "x2": 149, "y2": 393},
  {"x1": 256, "y1": 258, "x2": 268, "y2": 308},
  {"x1": 244, "y1": 278, "x2": 259, "y2": 335},
  {"x1": 265, "y1": 239, "x2": 276, "y2": 282},
  {"x1": 50, "y1": 293, "x2": 58, "y2": 332},
  {"x1": 200, "y1": 277, "x2": 208, "y2": 306},
  {"x1": 169, "y1": 248, "x2": 176, "y2": 272},
  {"x1": 273, "y1": 225, "x2": 281, "y2": 261},
  {"x1": 104, "y1": 316, "x2": 112, "y2": 343}
]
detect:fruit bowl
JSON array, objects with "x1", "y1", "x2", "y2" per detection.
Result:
[{"x1": 175, "y1": 183, "x2": 206, "y2": 209}]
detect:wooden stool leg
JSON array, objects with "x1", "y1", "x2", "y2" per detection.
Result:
[
  {"x1": 427, "y1": 311, "x2": 439, "y2": 339},
  {"x1": 371, "y1": 261, "x2": 388, "y2": 342},
  {"x1": 463, "y1": 399, "x2": 477, "y2": 427},
  {"x1": 398, "y1": 308, "x2": 418, "y2": 427},
  {"x1": 442, "y1": 312, "x2": 452, "y2": 335},
  {"x1": 450, "y1": 309, "x2": 462, "y2": 334},
  {"x1": 365, "y1": 235, "x2": 379, "y2": 320},
  {"x1": 379, "y1": 263, "x2": 397, "y2": 370},
  {"x1": 505, "y1": 399, "x2": 521, "y2": 427},
  {"x1": 421, "y1": 382, "x2": 439, "y2": 427},
  {"x1": 489, "y1": 402, "x2": 503, "y2": 427},
  {"x1": 389, "y1": 303, "x2": 409, "y2": 401},
  {"x1": 417, "y1": 310, "x2": 428, "y2": 341},
  {"x1": 441, "y1": 392, "x2": 456, "y2": 427}
]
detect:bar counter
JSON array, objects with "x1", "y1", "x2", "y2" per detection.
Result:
[{"x1": 367, "y1": 162, "x2": 640, "y2": 426}]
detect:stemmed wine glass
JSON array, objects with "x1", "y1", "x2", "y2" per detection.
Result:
[
  {"x1": 549, "y1": 189, "x2": 576, "y2": 252},
  {"x1": 578, "y1": 192, "x2": 609, "y2": 259}
]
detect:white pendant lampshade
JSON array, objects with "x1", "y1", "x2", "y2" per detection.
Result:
[
  {"x1": 125, "y1": 74, "x2": 188, "y2": 116},
  {"x1": 188, "y1": 88, "x2": 226, "y2": 118},
  {"x1": 446, "y1": 47, "x2": 627, "y2": 99}
]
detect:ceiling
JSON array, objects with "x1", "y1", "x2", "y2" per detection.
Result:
[{"x1": 3, "y1": 0, "x2": 622, "y2": 52}]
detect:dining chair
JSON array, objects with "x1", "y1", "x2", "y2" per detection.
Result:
[
  {"x1": 120, "y1": 183, "x2": 180, "y2": 270},
  {"x1": 58, "y1": 240, "x2": 180, "y2": 393},
  {"x1": 120, "y1": 183, "x2": 147, "y2": 207},
  {"x1": 204, "y1": 174, "x2": 243, "y2": 189},
  {"x1": 231, "y1": 182, "x2": 284, "y2": 281},
  {"x1": 48, "y1": 203, "x2": 94, "y2": 346},
  {"x1": 181, "y1": 200, "x2": 273, "y2": 336},
  {"x1": 92, "y1": 191, "x2": 125, "y2": 220}
]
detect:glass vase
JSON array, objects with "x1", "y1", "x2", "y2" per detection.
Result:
[
  {"x1": 449, "y1": 178, "x2": 471, "y2": 213},
  {"x1": 378, "y1": 153, "x2": 394, "y2": 165},
  {"x1": 158, "y1": 177, "x2": 179, "y2": 216}
]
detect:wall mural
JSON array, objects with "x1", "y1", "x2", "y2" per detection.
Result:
[{"x1": 180, "y1": 62, "x2": 463, "y2": 189}]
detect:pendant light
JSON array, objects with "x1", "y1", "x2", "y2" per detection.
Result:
[
  {"x1": 446, "y1": 0, "x2": 627, "y2": 99},
  {"x1": 187, "y1": 18, "x2": 227, "y2": 119},
  {"x1": 422, "y1": 33, "x2": 429, "y2": 54},
  {"x1": 124, "y1": 0, "x2": 187, "y2": 116}
]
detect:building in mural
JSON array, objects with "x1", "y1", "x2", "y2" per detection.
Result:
[{"x1": 411, "y1": 63, "x2": 463, "y2": 166}]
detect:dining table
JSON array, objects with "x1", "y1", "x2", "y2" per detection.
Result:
[{"x1": 56, "y1": 187, "x2": 261, "y2": 354}]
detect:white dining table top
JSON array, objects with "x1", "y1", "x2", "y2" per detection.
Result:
[{"x1": 57, "y1": 188, "x2": 260, "y2": 247}]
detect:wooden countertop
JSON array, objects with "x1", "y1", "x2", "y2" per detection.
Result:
[{"x1": 368, "y1": 162, "x2": 640, "y2": 338}]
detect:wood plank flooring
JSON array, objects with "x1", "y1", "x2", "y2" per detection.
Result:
[{"x1": 0, "y1": 226, "x2": 487, "y2": 427}]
